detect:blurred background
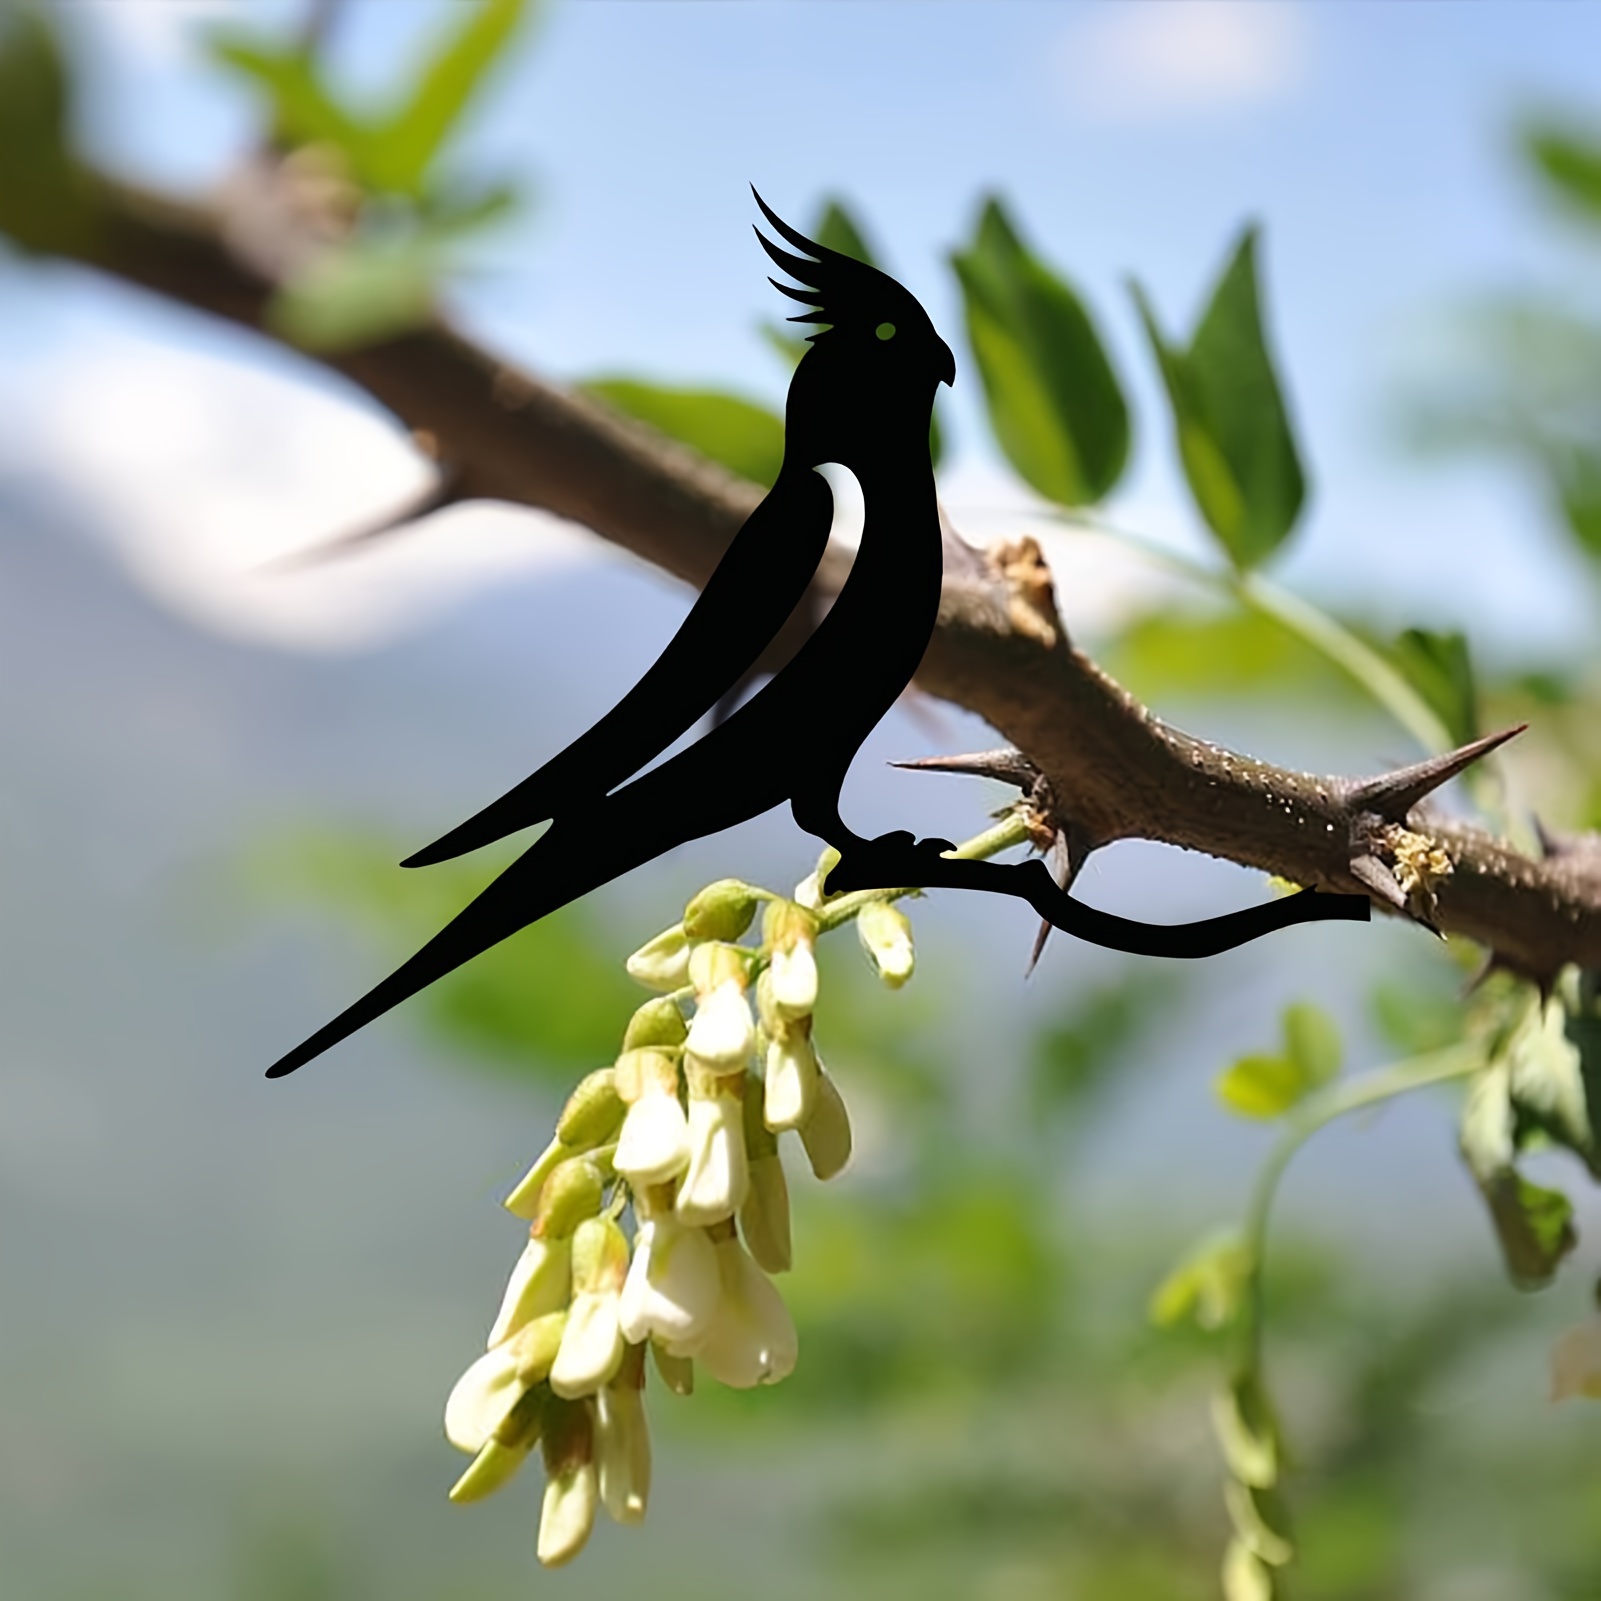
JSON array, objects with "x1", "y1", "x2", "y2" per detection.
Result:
[{"x1": 3, "y1": 2, "x2": 1601, "y2": 1597}]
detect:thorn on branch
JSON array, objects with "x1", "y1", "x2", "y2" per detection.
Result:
[
  {"x1": 263, "y1": 463, "x2": 466, "y2": 572},
  {"x1": 1343, "y1": 724, "x2": 1526, "y2": 823}
]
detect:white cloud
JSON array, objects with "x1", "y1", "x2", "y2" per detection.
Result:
[
  {"x1": 1055, "y1": 1, "x2": 1310, "y2": 123},
  {"x1": 7, "y1": 332, "x2": 606, "y2": 653}
]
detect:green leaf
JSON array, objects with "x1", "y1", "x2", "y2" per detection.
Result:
[
  {"x1": 1480, "y1": 1172, "x2": 1576, "y2": 1290},
  {"x1": 268, "y1": 238, "x2": 438, "y2": 351},
  {"x1": 1133, "y1": 227, "x2": 1307, "y2": 569},
  {"x1": 811, "y1": 196, "x2": 876, "y2": 264},
  {"x1": 369, "y1": 0, "x2": 529, "y2": 196},
  {"x1": 951, "y1": 196, "x2": 1128, "y2": 505},
  {"x1": 1282, "y1": 1001, "x2": 1341, "y2": 1089},
  {"x1": 205, "y1": 32, "x2": 368, "y2": 162},
  {"x1": 1460, "y1": 1055, "x2": 1579, "y2": 1288},
  {"x1": 1389, "y1": 627, "x2": 1479, "y2": 747},
  {"x1": 0, "y1": 5, "x2": 91, "y2": 253},
  {"x1": 1508, "y1": 994, "x2": 1594, "y2": 1162},
  {"x1": 1105, "y1": 606, "x2": 1358, "y2": 705},
  {"x1": 1555, "y1": 445, "x2": 1601, "y2": 557},
  {"x1": 1524, "y1": 122, "x2": 1601, "y2": 223},
  {"x1": 581, "y1": 379, "x2": 786, "y2": 489},
  {"x1": 1148, "y1": 1230, "x2": 1253, "y2": 1331},
  {"x1": 1216, "y1": 1054, "x2": 1308, "y2": 1120}
]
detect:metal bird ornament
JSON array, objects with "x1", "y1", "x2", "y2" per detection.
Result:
[{"x1": 267, "y1": 191, "x2": 1366, "y2": 1079}]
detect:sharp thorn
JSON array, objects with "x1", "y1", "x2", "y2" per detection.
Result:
[
  {"x1": 1349, "y1": 852, "x2": 1409, "y2": 911},
  {"x1": 890, "y1": 749, "x2": 1041, "y2": 789},
  {"x1": 1024, "y1": 834, "x2": 1070, "y2": 977},
  {"x1": 261, "y1": 468, "x2": 463, "y2": 572},
  {"x1": 1344, "y1": 724, "x2": 1526, "y2": 821}
]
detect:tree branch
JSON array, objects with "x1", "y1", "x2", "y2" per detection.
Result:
[{"x1": 12, "y1": 168, "x2": 1601, "y2": 980}]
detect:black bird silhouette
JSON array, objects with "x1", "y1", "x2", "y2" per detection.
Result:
[{"x1": 266, "y1": 192, "x2": 1364, "y2": 1079}]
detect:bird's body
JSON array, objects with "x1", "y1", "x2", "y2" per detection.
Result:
[{"x1": 267, "y1": 196, "x2": 956, "y2": 1078}]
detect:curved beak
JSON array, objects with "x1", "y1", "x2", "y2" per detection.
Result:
[{"x1": 937, "y1": 339, "x2": 956, "y2": 388}]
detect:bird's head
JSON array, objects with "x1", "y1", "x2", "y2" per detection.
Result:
[{"x1": 753, "y1": 189, "x2": 956, "y2": 410}]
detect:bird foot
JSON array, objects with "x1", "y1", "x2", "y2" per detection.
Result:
[{"x1": 827, "y1": 832, "x2": 958, "y2": 893}]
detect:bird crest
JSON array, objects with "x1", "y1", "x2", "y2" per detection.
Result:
[{"x1": 752, "y1": 187, "x2": 904, "y2": 333}]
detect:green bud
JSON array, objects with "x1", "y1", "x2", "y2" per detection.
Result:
[
  {"x1": 683, "y1": 878, "x2": 762, "y2": 942},
  {"x1": 622, "y1": 996, "x2": 688, "y2": 1052},
  {"x1": 533, "y1": 1156, "x2": 606, "y2": 1241},
  {"x1": 448, "y1": 1436, "x2": 532, "y2": 1504},
  {"x1": 857, "y1": 900, "x2": 914, "y2": 987},
  {"x1": 556, "y1": 1069, "x2": 626, "y2": 1150},
  {"x1": 762, "y1": 897, "x2": 819, "y2": 952},
  {"x1": 509, "y1": 1309, "x2": 569, "y2": 1387},
  {"x1": 493, "y1": 1380, "x2": 549, "y2": 1450},
  {"x1": 688, "y1": 939, "x2": 755, "y2": 996},
  {"x1": 503, "y1": 1138, "x2": 570, "y2": 1221},
  {"x1": 570, "y1": 1215, "x2": 630, "y2": 1296}
]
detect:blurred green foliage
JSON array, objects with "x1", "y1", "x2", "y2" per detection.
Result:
[{"x1": 252, "y1": 829, "x2": 637, "y2": 1079}]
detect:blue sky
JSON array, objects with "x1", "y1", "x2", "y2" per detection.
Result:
[{"x1": 10, "y1": 0, "x2": 1601, "y2": 657}]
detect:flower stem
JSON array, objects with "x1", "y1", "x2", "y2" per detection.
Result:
[
  {"x1": 1236, "y1": 1041, "x2": 1485, "y2": 1368},
  {"x1": 814, "y1": 811, "x2": 1033, "y2": 935}
]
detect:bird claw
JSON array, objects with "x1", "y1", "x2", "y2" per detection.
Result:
[{"x1": 826, "y1": 832, "x2": 958, "y2": 893}]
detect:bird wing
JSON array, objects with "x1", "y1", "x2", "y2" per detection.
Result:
[{"x1": 402, "y1": 465, "x2": 835, "y2": 867}]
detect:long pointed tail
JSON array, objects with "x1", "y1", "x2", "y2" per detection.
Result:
[
  {"x1": 267, "y1": 824, "x2": 625, "y2": 1078},
  {"x1": 830, "y1": 852, "x2": 1369, "y2": 957}
]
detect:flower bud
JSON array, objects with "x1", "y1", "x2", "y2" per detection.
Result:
[
  {"x1": 550, "y1": 1217, "x2": 629, "y2": 1399},
  {"x1": 763, "y1": 902, "x2": 820, "y2": 1018},
  {"x1": 741, "y1": 1156, "x2": 792, "y2": 1276},
  {"x1": 770, "y1": 943, "x2": 818, "y2": 1020},
  {"x1": 448, "y1": 1437, "x2": 532, "y2": 1504},
  {"x1": 688, "y1": 939, "x2": 755, "y2": 997},
  {"x1": 614, "y1": 1054, "x2": 691, "y2": 1187},
  {"x1": 617, "y1": 1215, "x2": 721, "y2": 1349},
  {"x1": 537, "y1": 1397, "x2": 598, "y2": 1569},
  {"x1": 446, "y1": 1311, "x2": 567, "y2": 1452},
  {"x1": 596, "y1": 1345, "x2": 651, "y2": 1525},
  {"x1": 683, "y1": 878, "x2": 761, "y2": 942},
  {"x1": 686, "y1": 1236, "x2": 798, "y2": 1389},
  {"x1": 555, "y1": 1068, "x2": 626, "y2": 1150},
  {"x1": 626, "y1": 924, "x2": 691, "y2": 991},
  {"x1": 856, "y1": 900, "x2": 914, "y2": 988},
  {"x1": 799, "y1": 1063, "x2": 852, "y2": 1181},
  {"x1": 532, "y1": 1156, "x2": 605, "y2": 1241},
  {"x1": 622, "y1": 996, "x2": 688, "y2": 1052},
  {"x1": 487, "y1": 1234, "x2": 571, "y2": 1348},
  {"x1": 685, "y1": 979, "x2": 755, "y2": 1069},
  {"x1": 764, "y1": 1028, "x2": 819, "y2": 1133},
  {"x1": 675, "y1": 1074, "x2": 750, "y2": 1226},
  {"x1": 448, "y1": 1383, "x2": 547, "y2": 1503},
  {"x1": 502, "y1": 1137, "x2": 569, "y2": 1221},
  {"x1": 794, "y1": 846, "x2": 842, "y2": 910}
]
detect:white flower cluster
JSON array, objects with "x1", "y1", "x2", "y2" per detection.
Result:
[{"x1": 442, "y1": 863, "x2": 917, "y2": 1566}]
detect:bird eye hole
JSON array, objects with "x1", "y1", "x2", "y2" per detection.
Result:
[{"x1": 875, "y1": 322, "x2": 897, "y2": 341}]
